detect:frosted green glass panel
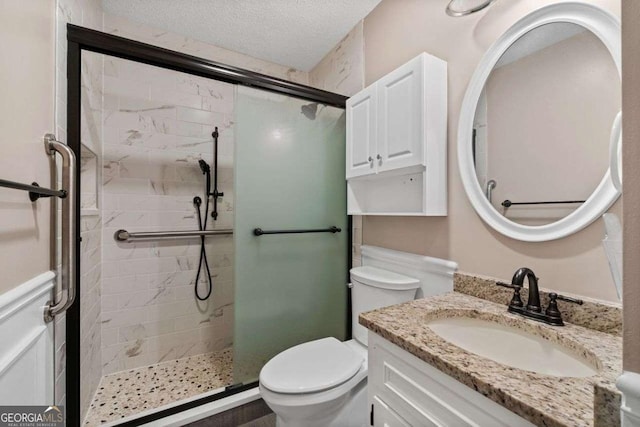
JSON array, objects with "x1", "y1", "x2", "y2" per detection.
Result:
[{"x1": 233, "y1": 86, "x2": 348, "y2": 384}]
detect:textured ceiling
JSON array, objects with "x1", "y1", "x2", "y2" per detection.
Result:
[{"x1": 102, "y1": 0, "x2": 381, "y2": 71}]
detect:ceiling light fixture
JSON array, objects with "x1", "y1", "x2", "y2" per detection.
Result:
[{"x1": 446, "y1": 0, "x2": 498, "y2": 17}]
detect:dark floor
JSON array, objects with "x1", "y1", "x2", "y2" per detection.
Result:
[
  {"x1": 185, "y1": 398, "x2": 275, "y2": 427},
  {"x1": 238, "y1": 414, "x2": 276, "y2": 427}
]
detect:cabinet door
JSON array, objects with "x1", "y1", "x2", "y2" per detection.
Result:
[
  {"x1": 346, "y1": 85, "x2": 377, "y2": 178},
  {"x1": 368, "y1": 332, "x2": 536, "y2": 427},
  {"x1": 377, "y1": 55, "x2": 425, "y2": 172},
  {"x1": 372, "y1": 396, "x2": 416, "y2": 427}
]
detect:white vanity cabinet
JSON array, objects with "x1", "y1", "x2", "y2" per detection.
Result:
[
  {"x1": 346, "y1": 53, "x2": 448, "y2": 216},
  {"x1": 367, "y1": 332, "x2": 535, "y2": 427}
]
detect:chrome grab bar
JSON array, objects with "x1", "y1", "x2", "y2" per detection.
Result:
[
  {"x1": 115, "y1": 229, "x2": 233, "y2": 242},
  {"x1": 485, "y1": 179, "x2": 496, "y2": 203},
  {"x1": 485, "y1": 179, "x2": 498, "y2": 203},
  {"x1": 44, "y1": 134, "x2": 76, "y2": 323}
]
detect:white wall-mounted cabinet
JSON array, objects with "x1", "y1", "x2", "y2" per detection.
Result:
[
  {"x1": 346, "y1": 85, "x2": 377, "y2": 178},
  {"x1": 346, "y1": 53, "x2": 447, "y2": 216}
]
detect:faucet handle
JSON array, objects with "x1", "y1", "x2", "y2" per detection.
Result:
[
  {"x1": 556, "y1": 294, "x2": 584, "y2": 305},
  {"x1": 496, "y1": 281, "x2": 524, "y2": 308},
  {"x1": 546, "y1": 293, "x2": 561, "y2": 314},
  {"x1": 496, "y1": 281, "x2": 521, "y2": 289},
  {"x1": 545, "y1": 293, "x2": 583, "y2": 326}
]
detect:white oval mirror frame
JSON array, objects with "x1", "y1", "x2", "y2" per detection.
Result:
[
  {"x1": 610, "y1": 111, "x2": 622, "y2": 192},
  {"x1": 458, "y1": 2, "x2": 621, "y2": 242}
]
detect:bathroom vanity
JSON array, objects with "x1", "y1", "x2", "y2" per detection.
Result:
[{"x1": 361, "y1": 290, "x2": 622, "y2": 427}]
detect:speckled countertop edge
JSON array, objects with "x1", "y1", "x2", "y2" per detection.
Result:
[{"x1": 360, "y1": 292, "x2": 622, "y2": 427}]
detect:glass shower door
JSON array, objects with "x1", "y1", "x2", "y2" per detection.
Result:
[{"x1": 233, "y1": 86, "x2": 348, "y2": 384}]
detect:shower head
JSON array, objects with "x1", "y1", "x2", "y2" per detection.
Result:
[
  {"x1": 198, "y1": 159, "x2": 211, "y2": 175},
  {"x1": 301, "y1": 103, "x2": 319, "y2": 120}
]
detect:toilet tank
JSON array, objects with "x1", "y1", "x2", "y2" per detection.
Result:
[{"x1": 350, "y1": 266, "x2": 420, "y2": 346}]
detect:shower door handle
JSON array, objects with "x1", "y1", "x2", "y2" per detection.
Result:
[{"x1": 44, "y1": 134, "x2": 77, "y2": 322}]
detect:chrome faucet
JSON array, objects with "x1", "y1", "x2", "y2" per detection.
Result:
[{"x1": 497, "y1": 267, "x2": 583, "y2": 326}]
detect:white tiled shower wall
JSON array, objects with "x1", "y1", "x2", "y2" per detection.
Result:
[
  {"x1": 78, "y1": 49, "x2": 105, "y2": 420},
  {"x1": 99, "y1": 56, "x2": 236, "y2": 374}
]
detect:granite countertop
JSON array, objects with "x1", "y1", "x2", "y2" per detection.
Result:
[{"x1": 359, "y1": 292, "x2": 622, "y2": 427}]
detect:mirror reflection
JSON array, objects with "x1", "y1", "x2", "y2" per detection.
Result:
[{"x1": 473, "y1": 22, "x2": 621, "y2": 225}]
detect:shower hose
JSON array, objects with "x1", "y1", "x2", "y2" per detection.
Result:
[{"x1": 193, "y1": 190, "x2": 213, "y2": 301}]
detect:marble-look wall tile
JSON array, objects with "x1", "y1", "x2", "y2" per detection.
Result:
[
  {"x1": 103, "y1": 13, "x2": 308, "y2": 86},
  {"x1": 79, "y1": 208, "x2": 103, "y2": 420},
  {"x1": 352, "y1": 216, "x2": 363, "y2": 268},
  {"x1": 101, "y1": 57, "x2": 235, "y2": 375},
  {"x1": 309, "y1": 21, "x2": 365, "y2": 97},
  {"x1": 79, "y1": 50, "x2": 104, "y2": 423}
]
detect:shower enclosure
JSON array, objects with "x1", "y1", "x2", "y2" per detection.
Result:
[{"x1": 68, "y1": 25, "x2": 349, "y2": 425}]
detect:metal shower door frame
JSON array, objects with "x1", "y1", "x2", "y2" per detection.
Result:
[{"x1": 65, "y1": 24, "x2": 350, "y2": 426}]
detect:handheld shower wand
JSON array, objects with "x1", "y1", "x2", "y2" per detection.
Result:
[{"x1": 198, "y1": 159, "x2": 211, "y2": 175}]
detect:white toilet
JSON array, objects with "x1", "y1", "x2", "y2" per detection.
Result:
[{"x1": 259, "y1": 266, "x2": 421, "y2": 427}]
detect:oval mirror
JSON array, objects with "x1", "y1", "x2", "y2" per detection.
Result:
[{"x1": 458, "y1": 3, "x2": 621, "y2": 242}]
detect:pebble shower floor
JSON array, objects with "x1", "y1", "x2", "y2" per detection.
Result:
[{"x1": 84, "y1": 347, "x2": 233, "y2": 425}]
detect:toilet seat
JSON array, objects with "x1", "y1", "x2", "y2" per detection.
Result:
[
  {"x1": 260, "y1": 339, "x2": 368, "y2": 412},
  {"x1": 260, "y1": 337, "x2": 364, "y2": 394},
  {"x1": 260, "y1": 365, "x2": 367, "y2": 408}
]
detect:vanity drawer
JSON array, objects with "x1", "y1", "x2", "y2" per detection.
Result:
[{"x1": 368, "y1": 332, "x2": 535, "y2": 427}]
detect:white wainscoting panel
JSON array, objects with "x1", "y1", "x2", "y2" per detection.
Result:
[
  {"x1": 361, "y1": 245, "x2": 458, "y2": 298},
  {"x1": 619, "y1": 371, "x2": 640, "y2": 427},
  {"x1": 0, "y1": 271, "x2": 55, "y2": 404}
]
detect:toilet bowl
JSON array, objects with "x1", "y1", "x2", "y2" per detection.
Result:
[
  {"x1": 259, "y1": 266, "x2": 421, "y2": 427},
  {"x1": 260, "y1": 339, "x2": 368, "y2": 427}
]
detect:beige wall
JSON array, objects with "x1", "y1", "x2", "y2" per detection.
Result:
[
  {"x1": 485, "y1": 31, "x2": 619, "y2": 225},
  {"x1": 0, "y1": 1, "x2": 55, "y2": 295},
  {"x1": 622, "y1": 0, "x2": 640, "y2": 372},
  {"x1": 362, "y1": 0, "x2": 621, "y2": 302}
]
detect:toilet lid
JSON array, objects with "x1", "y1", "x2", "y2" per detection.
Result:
[{"x1": 260, "y1": 337, "x2": 364, "y2": 394}]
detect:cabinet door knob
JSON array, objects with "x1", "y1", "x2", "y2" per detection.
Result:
[
  {"x1": 376, "y1": 154, "x2": 382, "y2": 161},
  {"x1": 368, "y1": 156, "x2": 373, "y2": 163}
]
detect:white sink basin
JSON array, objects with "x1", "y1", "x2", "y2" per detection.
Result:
[{"x1": 428, "y1": 317, "x2": 598, "y2": 377}]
